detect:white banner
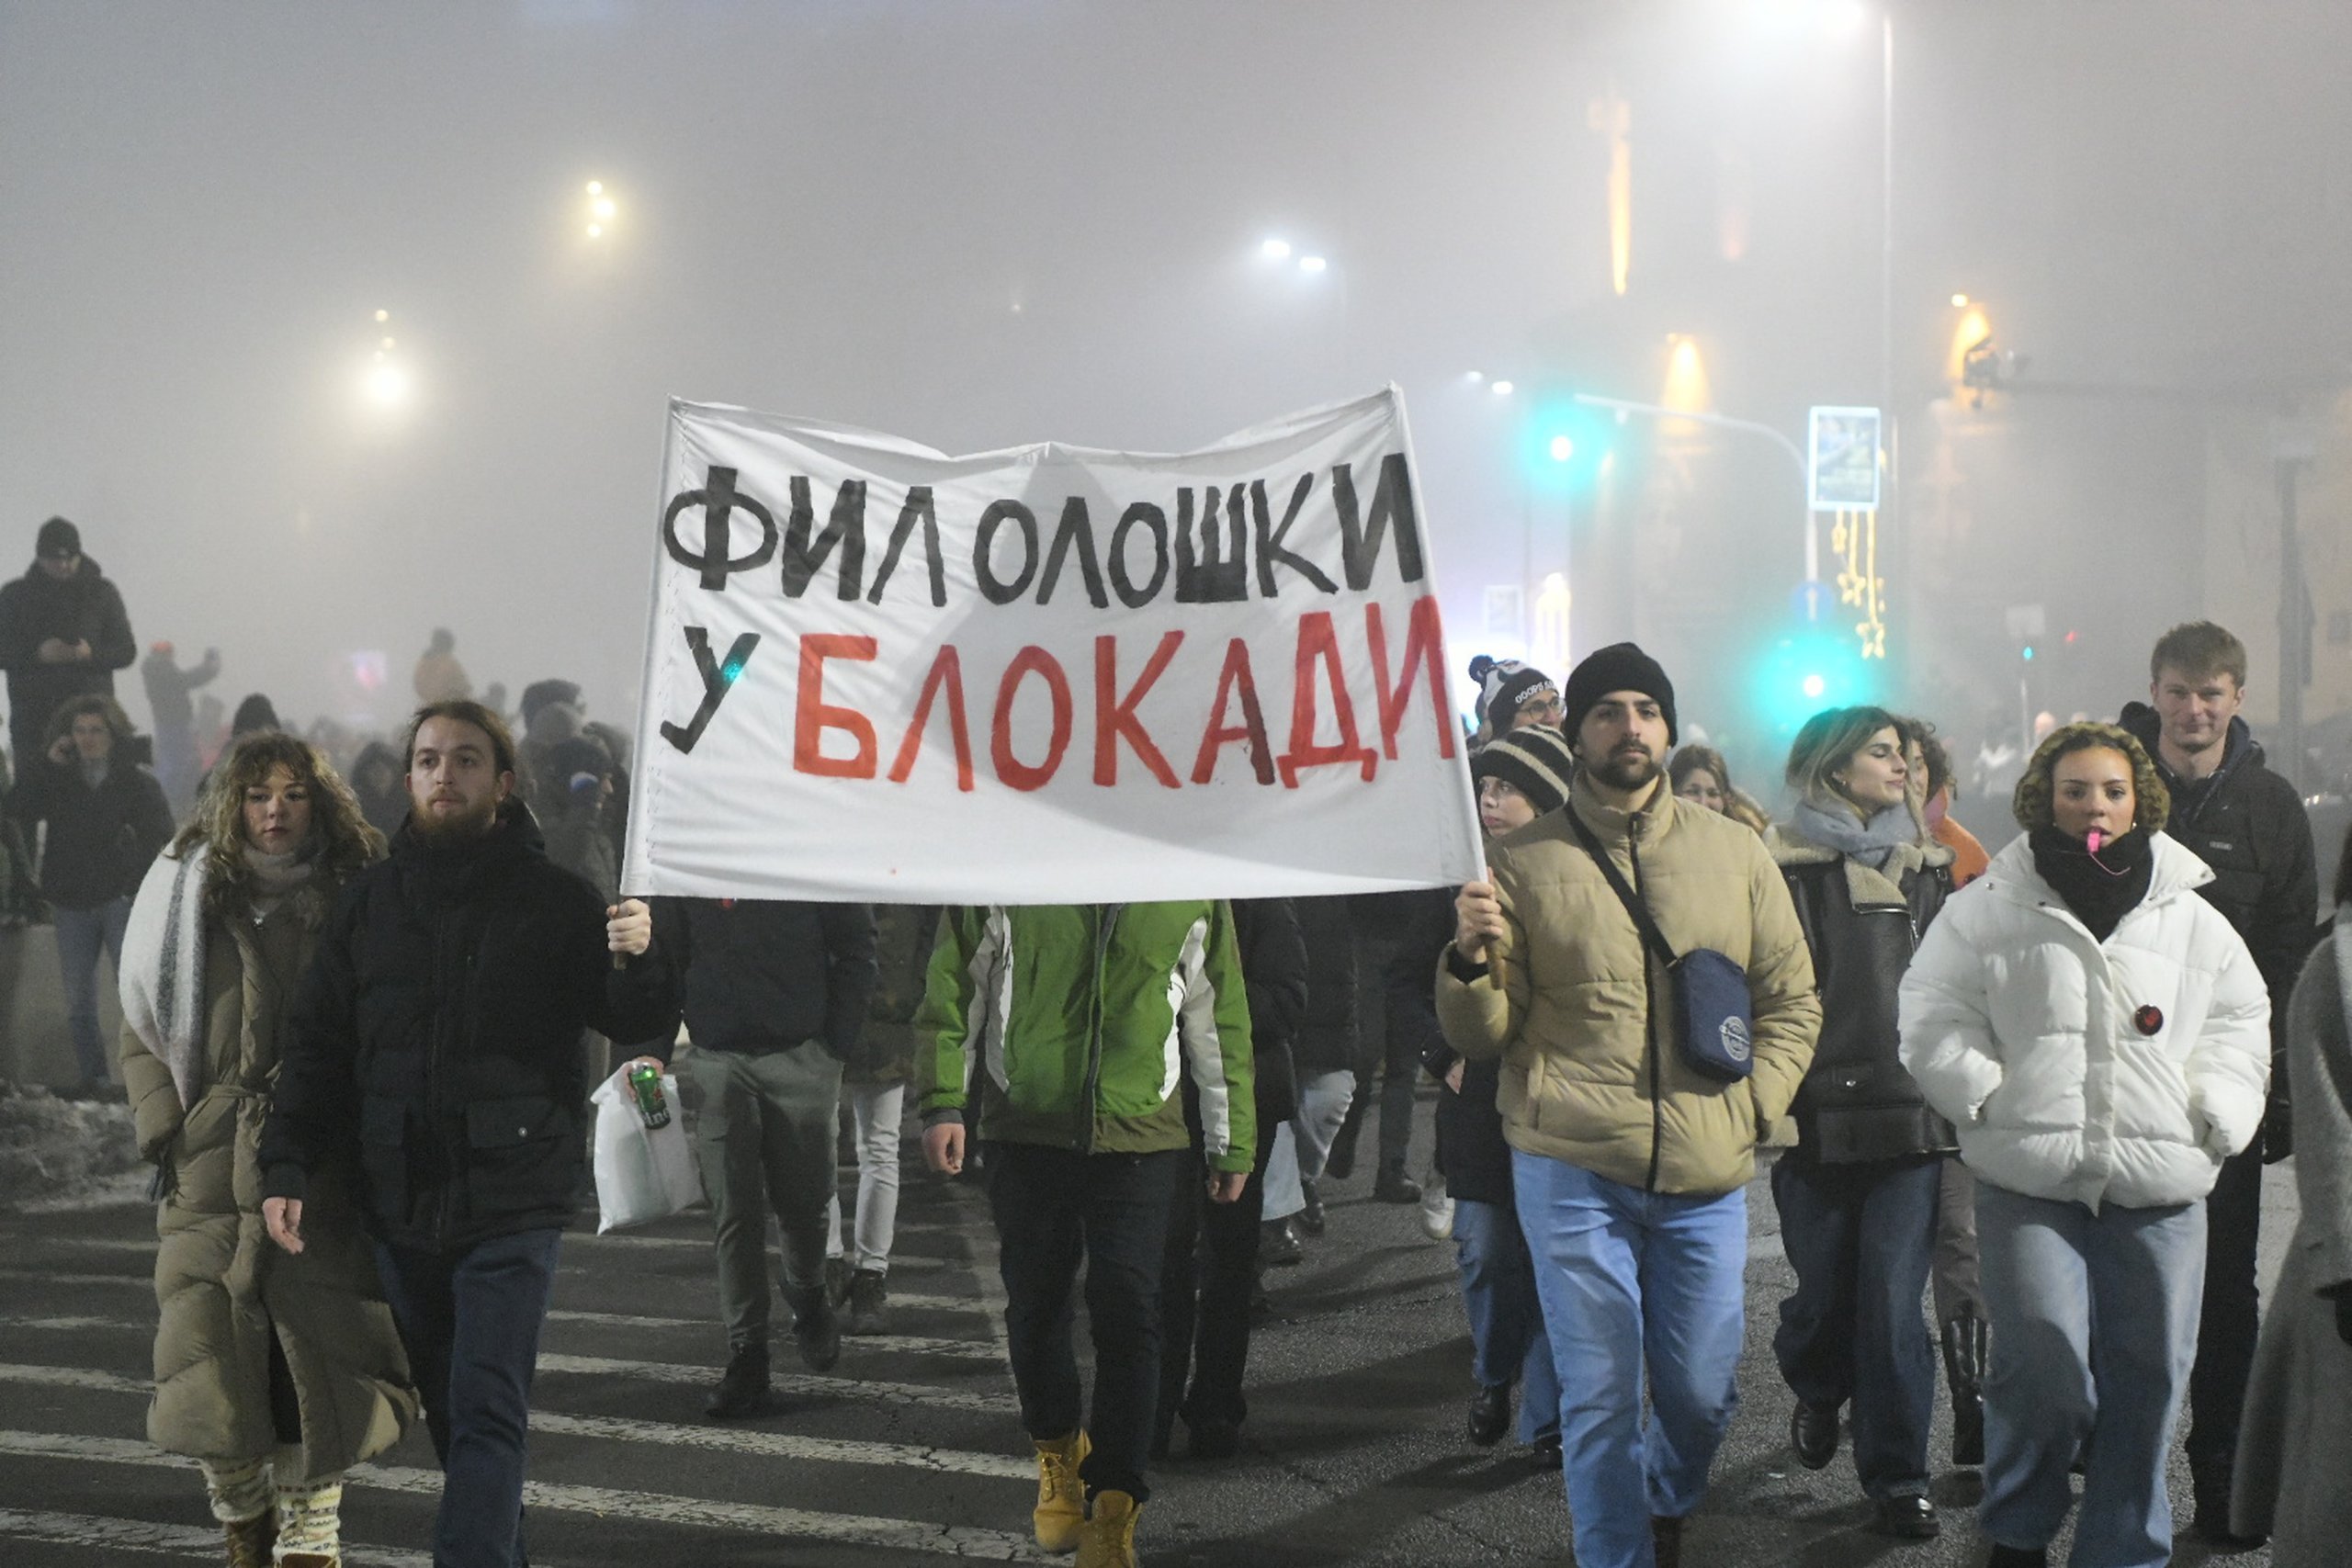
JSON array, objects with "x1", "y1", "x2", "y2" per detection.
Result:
[{"x1": 621, "y1": 387, "x2": 1484, "y2": 905}]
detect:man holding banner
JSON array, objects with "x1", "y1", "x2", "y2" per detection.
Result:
[{"x1": 916, "y1": 902, "x2": 1255, "y2": 1568}]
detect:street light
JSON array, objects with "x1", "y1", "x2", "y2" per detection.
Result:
[
  {"x1": 1297, "y1": 254, "x2": 1328, "y2": 275},
  {"x1": 1491, "y1": 380, "x2": 1514, "y2": 397},
  {"x1": 1261, "y1": 238, "x2": 1291, "y2": 261}
]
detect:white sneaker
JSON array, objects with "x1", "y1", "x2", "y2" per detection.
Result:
[{"x1": 1419, "y1": 1178, "x2": 1454, "y2": 1240}]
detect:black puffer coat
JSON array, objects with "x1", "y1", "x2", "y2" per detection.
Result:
[
  {"x1": 1289, "y1": 895, "x2": 1361, "y2": 1076},
  {"x1": 2120, "y1": 703, "x2": 2319, "y2": 1153},
  {"x1": 1773, "y1": 831, "x2": 1956, "y2": 1165},
  {"x1": 1231, "y1": 897, "x2": 1307, "y2": 1127},
  {"x1": 0, "y1": 555, "x2": 136, "y2": 758},
  {"x1": 10, "y1": 753, "x2": 173, "y2": 910},
  {"x1": 260, "y1": 800, "x2": 682, "y2": 1253}
]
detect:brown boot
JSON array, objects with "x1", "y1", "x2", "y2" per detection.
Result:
[{"x1": 222, "y1": 1512, "x2": 277, "y2": 1568}]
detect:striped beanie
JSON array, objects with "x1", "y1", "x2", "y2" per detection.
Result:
[
  {"x1": 1468, "y1": 655, "x2": 1557, "y2": 739},
  {"x1": 1471, "y1": 726, "x2": 1577, "y2": 817}
]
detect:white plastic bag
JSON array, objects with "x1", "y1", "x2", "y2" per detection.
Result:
[{"x1": 590, "y1": 1064, "x2": 703, "y2": 1233}]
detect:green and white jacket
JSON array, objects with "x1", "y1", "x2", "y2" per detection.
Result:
[{"x1": 914, "y1": 902, "x2": 1257, "y2": 1174}]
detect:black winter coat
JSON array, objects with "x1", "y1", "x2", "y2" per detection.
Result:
[
  {"x1": 1290, "y1": 895, "x2": 1362, "y2": 1075},
  {"x1": 259, "y1": 801, "x2": 682, "y2": 1253},
  {"x1": 10, "y1": 755, "x2": 172, "y2": 909},
  {"x1": 0, "y1": 557, "x2": 136, "y2": 754},
  {"x1": 662, "y1": 896, "x2": 877, "y2": 1058},
  {"x1": 1405, "y1": 886, "x2": 1521, "y2": 1205},
  {"x1": 1777, "y1": 841, "x2": 1955, "y2": 1165},
  {"x1": 1231, "y1": 898, "x2": 1307, "y2": 1127},
  {"x1": 2120, "y1": 704, "x2": 2319, "y2": 1153}
]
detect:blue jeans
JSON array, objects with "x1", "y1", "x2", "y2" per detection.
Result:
[
  {"x1": 1452, "y1": 1197, "x2": 1560, "y2": 1443},
  {"x1": 1513, "y1": 1151, "x2": 1747, "y2": 1568},
  {"x1": 54, "y1": 897, "x2": 130, "y2": 1084},
  {"x1": 1770, "y1": 1153, "x2": 1940, "y2": 1499},
  {"x1": 1975, "y1": 1182, "x2": 2205, "y2": 1568},
  {"x1": 375, "y1": 1228, "x2": 565, "y2": 1568}
]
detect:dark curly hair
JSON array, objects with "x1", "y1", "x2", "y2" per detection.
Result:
[{"x1": 2011, "y1": 722, "x2": 2170, "y2": 834}]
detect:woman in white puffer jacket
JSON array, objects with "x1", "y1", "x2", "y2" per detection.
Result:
[{"x1": 1898, "y1": 722, "x2": 2269, "y2": 1568}]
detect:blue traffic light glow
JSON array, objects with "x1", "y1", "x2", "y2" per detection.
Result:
[
  {"x1": 1751, "y1": 630, "x2": 1876, "y2": 735},
  {"x1": 1517, "y1": 392, "x2": 1621, "y2": 500}
]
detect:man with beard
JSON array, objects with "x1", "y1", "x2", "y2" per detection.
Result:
[
  {"x1": 1436, "y1": 643, "x2": 1820, "y2": 1568},
  {"x1": 2115, "y1": 621, "x2": 2318, "y2": 1544},
  {"x1": 259, "y1": 700, "x2": 680, "y2": 1568}
]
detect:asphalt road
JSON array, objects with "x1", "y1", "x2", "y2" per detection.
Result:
[{"x1": 0, "y1": 1102, "x2": 2295, "y2": 1567}]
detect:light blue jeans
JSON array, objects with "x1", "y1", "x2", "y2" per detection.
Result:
[
  {"x1": 1261, "y1": 1069, "x2": 1355, "y2": 1221},
  {"x1": 1975, "y1": 1181, "x2": 2205, "y2": 1568},
  {"x1": 54, "y1": 897, "x2": 131, "y2": 1085},
  {"x1": 1514, "y1": 1150, "x2": 1747, "y2": 1568},
  {"x1": 1452, "y1": 1196, "x2": 1561, "y2": 1443}
]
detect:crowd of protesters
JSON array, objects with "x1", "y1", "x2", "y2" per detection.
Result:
[{"x1": 5, "y1": 507, "x2": 2350, "y2": 1568}]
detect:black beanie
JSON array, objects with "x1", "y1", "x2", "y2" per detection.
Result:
[
  {"x1": 36, "y1": 516, "x2": 80, "y2": 558},
  {"x1": 1471, "y1": 726, "x2": 1577, "y2": 818},
  {"x1": 1560, "y1": 641, "x2": 1678, "y2": 745}
]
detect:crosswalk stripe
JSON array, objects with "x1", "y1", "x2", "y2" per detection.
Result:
[
  {"x1": 529, "y1": 1410, "x2": 1032, "y2": 1479},
  {"x1": 29, "y1": 1235, "x2": 973, "y2": 1273},
  {"x1": 542, "y1": 1310, "x2": 1004, "y2": 1362},
  {"x1": 0, "y1": 1364, "x2": 1026, "y2": 1479},
  {"x1": 535, "y1": 1352, "x2": 1019, "y2": 1413},
  {"x1": 0, "y1": 1269, "x2": 997, "y2": 1320},
  {"x1": 0, "y1": 1506, "x2": 435, "y2": 1566},
  {"x1": 0, "y1": 1431, "x2": 1050, "y2": 1562},
  {"x1": 0, "y1": 1270, "x2": 148, "y2": 1289},
  {"x1": 0, "y1": 1310, "x2": 1007, "y2": 1374}
]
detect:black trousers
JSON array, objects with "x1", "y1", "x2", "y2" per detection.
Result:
[
  {"x1": 986, "y1": 1142, "x2": 1184, "y2": 1503},
  {"x1": 2185, "y1": 1144, "x2": 2263, "y2": 1475},
  {"x1": 1156, "y1": 1135, "x2": 1272, "y2": 1434}
]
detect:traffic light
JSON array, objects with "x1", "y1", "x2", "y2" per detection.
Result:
[
  {"x1": 1753, "y1": 628, "x2": 1874, "y2": 735},
  {"x1": 1519, "y1": 392, "x2": 1618, "y2": 500}
]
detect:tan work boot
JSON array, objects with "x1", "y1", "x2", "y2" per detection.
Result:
[
  {"x1": 1033, "y1": 1430, "x2": 1090, "y2": 1553},
  {"x1": 222, "y1": 1512, "x2": 276, "y2": 1568},
  {"x1": 1075, "y1": 1489, "x2": 1141, "y2": 1568}
]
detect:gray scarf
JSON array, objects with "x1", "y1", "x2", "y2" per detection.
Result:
[
  {"x1": 1792, "y1": 797, "x2": 1918, "y2": 871},
  {"x1": 242, "y1": 838, "x2": 317, "y2": 919}
]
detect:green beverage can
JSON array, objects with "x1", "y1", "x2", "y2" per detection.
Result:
[{"x1": 628, "y1": 1064, "x2": 671, "y2": 1129}]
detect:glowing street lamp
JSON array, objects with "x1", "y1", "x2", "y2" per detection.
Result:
[
  {"x1": 1298, "y1": 254, "x2": 1328, "y2": 275},
  {"x1": 1490, "y1": 380, "x2": 1515, "y2": 397},
  {"x1": 1261, "y1": 238, "x2": 1291, "y2": 261},
  {"x1": 584, "y1": 179, "x2": 616, "y2": 240},
  {"x1": 366, "y1": 363, "x2": 408, "y2": 405},
  {"x1": 1549, "y1": 435, "x2": 1574, "y2": 463}
]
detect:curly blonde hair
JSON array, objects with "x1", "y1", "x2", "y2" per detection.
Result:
[
  {"x1": 2010, "y1": 722, "x2": 2170, "y2": 834},
  {"x1": 172, "y1": 733, "x2": 385, "y2": 919}
]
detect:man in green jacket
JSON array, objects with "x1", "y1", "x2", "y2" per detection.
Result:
[{"x1": 918, "y1": 901, "x2": 1253, "y2": 1568}]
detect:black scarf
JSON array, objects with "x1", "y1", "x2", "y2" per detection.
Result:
[{"x1": 2029, "y1": 824, "x2": 2154, "y2": 942}]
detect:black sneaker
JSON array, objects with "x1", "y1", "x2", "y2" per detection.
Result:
[
  {"x1": 790, "y1": 1288, "x2": 842, "y2": 1371},
  {"x1": 705, "y1": 1343, "x2": 774, "y2": 1418},
  {"x1": 1466, "y1": 1383, "x2": 1510, "y2": 1447},
  {"x1": 1295, "y1": 1179, "x2": 1326, "y2": 1237},
  {"x1": 1260, "y1": 1218, "x2": 1304, "y2": 1268},
  {"x1": 1790, "y1": 1400, "x2": 1839, "y2": 1470},
  {"x1": 1871, "y1": 1495, "x2": 1939, "y2": 1539},
  {"x1": 845, "y1": 1269, "x2": 888, "y2": 1336}
]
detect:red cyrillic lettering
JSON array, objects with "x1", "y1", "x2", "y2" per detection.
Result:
[
  {"x1": 886, "y1": 643, "x2": 976, "y2": 791},
  {"x1": 1191, "y1": 637, "x2": 1274, "y2": 785},
  {"x1": 1366, "y1": 594, "x2": 1457, "y2": 761},
  {"x1": 991, "y1": 645, "x2": 1072, "y2": 792},
  {"x1": 1280, "y1": 611, "x2": 1375, "y2": 789},
  {"x1": 793, "y1": 634, "x2": 878, "y2": 778},
  {"x1": 1093, "y1": 631, "x2": 1183, "y2": 787}
]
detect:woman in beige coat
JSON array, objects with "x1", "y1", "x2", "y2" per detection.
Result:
[
  {"x1": 2233, "y1": 836, "x2": 2352, "y2": 1562},
  {"x1": 120, "y1": 732, "x2": 417, "y2": 1568}
]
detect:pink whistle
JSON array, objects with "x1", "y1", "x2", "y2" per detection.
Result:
[{"x1": 2086, "y1": 829, "x2": 2105, "y2": 854}]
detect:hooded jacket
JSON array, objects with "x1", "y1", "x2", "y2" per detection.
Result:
[
  {"x1": 258, "y1": 799, "x2": 683, "y2": 1252},
  {"x1": 1434, "y1": 774, "x2": 1822, "y2": 1198},
  {"x1": 0, "y1": 555, "x2": 136, "y2": 748},
  {"x1": 913, "y1": 902, "x2": 1257, "y2": 1174},
  {"x1": 120, "y1": 856, "x2": 416, "y2": 1479},
  {"x1": 1768, "y1": 823, "x2": 1957, "y2": 1164},
  {"x1": 1898, "y1": 830, "x2": 2271, "y2": 1211}
]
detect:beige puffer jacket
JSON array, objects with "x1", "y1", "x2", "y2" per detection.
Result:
[
  {"x1": 121, "y1": 874, "x2": 416, "y2": 1479},
  {"x1": 1436, "y1": 774, "x2": 1822, "y2": 1196}
]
